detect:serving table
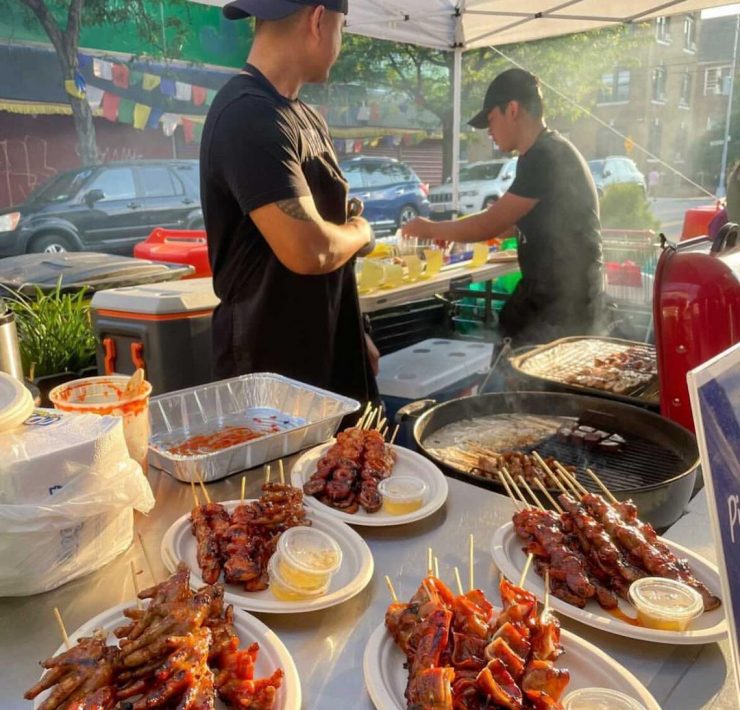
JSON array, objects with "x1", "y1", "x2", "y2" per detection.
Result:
[{"x1": 1, "y1": 462, "x2": 736, "y2": 710}]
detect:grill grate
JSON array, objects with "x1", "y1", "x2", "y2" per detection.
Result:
[
  {"x1": 512, "y1": 337, "x2": 658, "y2": 402},
  {"x1": 527, "y1": 432, "x2": 686, "y2": 492}
]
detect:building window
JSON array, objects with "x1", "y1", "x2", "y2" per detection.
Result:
[
  {"x1": 679, "y1": 71, "x2": 692, "y2": 107},
  {"x1": 684, "y1": 14, "x2": 697, "y2": 51},
  {"x1": 652, "y1": 65, "x2": 668, "y2": 102},
  {"x1": 704, "y1": 66, "x2": 733, "y2": 95},
  {"x1": 648, "y1": 118, "x2": 662, "y2": 156},
  {"x1": 656, "y1": 16, "x2": 672, "y2": 43},
  {"x1": 599, "y1": 68, "x2": 631, "y2": 103}
]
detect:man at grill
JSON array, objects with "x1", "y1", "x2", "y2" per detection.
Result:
[
  {"x1": 200, "y1": 0, "x2": 379, "y2": 406},
  {"x1": 402, "y1": 68, "x2": 605, "y2": 346}
]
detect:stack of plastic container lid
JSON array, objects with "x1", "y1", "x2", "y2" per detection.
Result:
[{"x1": 0, "y1": 373, "x2": 34, "y2": 434}]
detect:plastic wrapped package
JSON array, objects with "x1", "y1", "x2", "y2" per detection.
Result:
[{"x1": 0, "y1": 409, "x2": 155, "y2": 596}]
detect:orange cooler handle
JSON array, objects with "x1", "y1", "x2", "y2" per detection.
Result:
[
  {"x1": 130, "y1": 342, "x2": 146, "y2": 372},
  {"x1": 103, "y1": 338, "x2": 117, "y2": 375}
]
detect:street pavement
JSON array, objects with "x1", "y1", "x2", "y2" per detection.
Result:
[{"x1": 649, "y1": 196, "x2": 719, "y2": 240}]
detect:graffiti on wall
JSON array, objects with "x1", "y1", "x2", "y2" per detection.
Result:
[{"x1": 0, "y1": 135, "x2": 58, "y2": 207}]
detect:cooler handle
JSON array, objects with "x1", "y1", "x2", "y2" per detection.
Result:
[
  {"x1": 130, "y1": 342, "x2": 146, "y2": 372},
  {"x1": 103, "y1": 337, "x2": 117, "y2": 375}
]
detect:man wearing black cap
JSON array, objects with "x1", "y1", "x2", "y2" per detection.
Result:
[
  {"x1": 403, "y1": 68, "x2": 604, "y2": 345},
  {"x1": 200, "y1": 0, "x2": 380, "y2": 406}
]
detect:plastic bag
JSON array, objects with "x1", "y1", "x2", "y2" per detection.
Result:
[{"x1": 0, "y1": 411, "x2": 155, "y2": 596}]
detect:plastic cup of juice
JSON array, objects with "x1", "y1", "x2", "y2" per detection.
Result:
[
  {"x1": 404, "y1": 254, "x2": 423, "y2": 281},
  {"x1": 470, "y1": 242, "x2": 490, "y2": 267},
  {"x1": 382, "y1": 261, "x2": 404, "y2": 288},
  {"x1": 276, "y1": 526, "x2": 342, "y2": 593},
  {"x1": 628, "y1": 577, "x2": 704, "y2": 632},
  {"x1": 49, "y1": 375, "x2": 152, "y2": 473},
  {"x1": 423, "y1": 247, "x2": 443, "y2": 276},
  {"x1": 562, "y1": 688, "x2": 647, "y2": 710},
  {"x1": 378, "y1": 476, "x2": 428, "y2": 515}
]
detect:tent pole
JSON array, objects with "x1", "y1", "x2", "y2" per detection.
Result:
[{"x1": 451, "y1": 46, "x2": 463, "y2": 217}]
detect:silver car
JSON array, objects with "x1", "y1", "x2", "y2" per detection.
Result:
[
  {"x1": 588, "y1": 156, "x2": 646, "y2": 198},
  {"x1": 428, "y1": 158, "x2": 518, "y2": 218}
]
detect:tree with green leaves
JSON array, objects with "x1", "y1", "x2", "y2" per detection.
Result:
[
  {"x1": 333, "y1": 28, "x2": 645, "y2": 179},
  {"x1": 10, "y1": 0, "x2": 190, "y2": 165}
]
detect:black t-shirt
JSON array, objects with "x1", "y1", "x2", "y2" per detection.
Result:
[
  {"x1": 200, "y1": 64, "x2": 376, "y2": 405},
  {"x1": 507, "y1": 129, "x2": 603, "y2": 330}
]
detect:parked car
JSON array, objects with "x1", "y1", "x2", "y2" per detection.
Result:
[
  {"x1": 428, "y1": 157, "x2": 518, "y2": 219},
  {"x1": 339, "y1": 156, "x2": 430, "y2": 234},
  {"x1": 0, "y1": 160, "x2": 203, "y2": 257},
  {"x1": 588, "y1": 156, "x2": 646, "y2": 198}
]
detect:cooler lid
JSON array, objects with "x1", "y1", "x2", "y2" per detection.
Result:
[
  {"x1": 91, "y1": 278, "x2": 219, "y2": 315},
  {"x1": 377, "y1": 338, "x2": 493, "y2": 400},
  {"x1": 0, "y1": 253, "x2": 194, "y2": 295},
  {"x1": 0, "y1": 373, "x2": 34, "y2": 433}
]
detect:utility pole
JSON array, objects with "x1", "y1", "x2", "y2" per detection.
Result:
[{"x1": 717, "y1": 12, "x2": 739, "y2": 198}]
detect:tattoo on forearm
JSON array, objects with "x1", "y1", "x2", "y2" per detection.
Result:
[{"x1": 276, "y1": 199, "x2": 312, "y2": 221}]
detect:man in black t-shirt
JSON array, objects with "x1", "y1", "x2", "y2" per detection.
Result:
[
  {"x1": 200, "y1": 0, "x2": 379, "y2": 406},
  {"x1": 403, "y1": 69, "x2": 604, "y2": 345}
]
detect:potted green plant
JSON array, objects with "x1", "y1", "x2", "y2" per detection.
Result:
[{"x1": 3, "y1": 281, "x2": 97, "y2": 405}]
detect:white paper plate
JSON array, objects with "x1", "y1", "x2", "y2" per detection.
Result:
[
  {"x1": 161, "y1": 500, "x2": 374, "y2": 613},
  {"x1": 491, "y1": 522, "x2": 727, "y2": 644},
  {"x1": 34, "y1": 601, "x2": 301, "y2": 710},
  {"x1": 0, "y1": 372, "x2": 33, "y2": 433},
  {"x1": 290, "y1": 442, "x2": 448, "y2": 526},
  {"x1": 363, "y1": 623, "x2": 660, "y2": 710}
]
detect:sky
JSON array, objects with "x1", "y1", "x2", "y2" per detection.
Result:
[{"x1": 702, "y1": 4, "x2": 740, "y2": 18}]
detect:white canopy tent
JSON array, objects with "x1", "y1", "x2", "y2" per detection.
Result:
[{"x1": 196, "y1": 0, "x2": 731, "y2": 205}]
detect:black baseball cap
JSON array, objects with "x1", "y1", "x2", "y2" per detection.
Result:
[
  {"x1": 468, "y1": 68, "x2": 541, "y2": 129},
  {"x1": 223, "y1": 0, "x2": 348, "y2": 20}
]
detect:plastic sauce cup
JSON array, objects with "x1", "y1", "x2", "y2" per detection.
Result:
[
  {"x1": 268, "y1": 552, "x2": 330, "y2": 602},
  {"x1": 378, "y1": 476, "x2": 428, "y2": 516},
  {"x1": 49, "y1": 375, "x2": 152, "y2": 473},
  {"x1": 562, "y1": 688, "x2": 647, "y2": 710},
  {"x1": 628, "y1": 577, "x2": 704, "y2": 632},
  {"x1": 275, "y1": 526, "x2": 342, "y2": 592}
]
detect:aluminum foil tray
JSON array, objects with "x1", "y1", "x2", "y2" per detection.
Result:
[
  {"x1": 508, "y1": 336, "x2": 658, "y2": 406},
  {"x1": 148, "y1": 373, "x2": 359, "y2": 482}
]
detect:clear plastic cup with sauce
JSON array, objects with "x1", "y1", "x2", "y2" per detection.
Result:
[
  {"x1": 378, "y1": 476, "x2": 428, "y2": 516},
  {"x1": 562, "y1": 688, "x2": 647, "y2": 710},
  {"x1": 628, "y1": 577, "x2": 704, "y2": 632},
  {"x1": 273, "y1": 526, "x2": 342, "y2": 595}
]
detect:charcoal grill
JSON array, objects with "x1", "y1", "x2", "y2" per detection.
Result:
[
  {"x1": 405, "y1": 391, "x2": 699, "y2": 530},
  {"x1": 508, "y1": 336, "x2": 659, "y2": 408}
]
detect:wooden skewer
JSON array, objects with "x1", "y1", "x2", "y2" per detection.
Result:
[
  {"x1": 454, "y1": 567, "x2": 464, "y2": 596},
  {"x1": 586, "y1": 467, "x2": 619, "y2": 505},
  {"x1": 556, "y1": 462, "x2": 588, "y2": 496},
  {"x1": 497, "y1": 471, "x2": 525, "y2": 511},
  {"x1": 533, "y1": 477, "x2": 564, "y2": 514},
  {"x1": 518, "y1": 552, "x2": 534, "y2": 588},
  {"x1": 468, "y1": 534, "x2": 475, "y2": 592},
  {"x1": 376, "y1": 417, "x2": 388, "y2": 433},
  {"x1": 264, "y1": 464, "x2": 271, "y2": 485},
  {"x1": 278, "y1": 459, "x2": 285, "y2": 486},
  {"x1": 53, "y1": 607, "x2": 71, "y2": 650},
  {"x1": 190, "y1": 480, "x2": 200, "y2": 508},
  {"x1": 130, "y1": 561, "x2": 143, "y2": 610},
  {"x1": 533, "y1": 451, "x2": 568, "y2": 494},
  {"x1": 357, "y1": 402, "x2": 372, "y2": 429},
  {"x1": 554, "y1": 465, "x2": 581, "y2": 497},
  {"x1": 500, "y1": 467, "x2": 529, "y2": 508},
  {"x1": 427, "y1": 547, "x2": 433, "y2": 577},
  {"x1": 137, "y1": 532, "x2": 157, "y2": 584},
  {"x1": 381, "y1": 425, "x2": 389, "y2": 439},
  {"x1": 543, "y1": 567, "x2": 551, "y2": 620},
  {"x1": 517, "y1": 476, "x2": 545, "y2": 512},
  {"x1": 389, "y1": 424, "x2": 400, "y2": 446},
  {"x1": 434, "y1": 556, "x2": 440, "y2": 580},
  {"x1": 195, "y1": 471, "x2": 211, "y2": 505},
  {"x1": 384, "y1": 575, "x2": 399, "y2": 603},
  {"x1": 240, "y1": 476, "x2": 246, "y2": 506}
]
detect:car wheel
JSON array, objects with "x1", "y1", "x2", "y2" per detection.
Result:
[
  {"x1": 188, "y1": 218, "x2": 205, "y2": 231},
  {"x1": 483, "y1": 196, "x2": 499, "y2": 209},
  {"x1": 398, "y1": 205, "x2": 419, "y2": 225},
  {"x1": 29, "y1": 233, "x2": 76, "y2": 254}
]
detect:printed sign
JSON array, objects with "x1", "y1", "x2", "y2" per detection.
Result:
[{"x1": 687, "y1": 342, "x2": 740, "y2": 699}]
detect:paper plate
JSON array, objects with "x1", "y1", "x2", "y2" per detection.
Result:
[
  {"x1": 34, "y1": 601, "x2": 301, "y2": 710},
  {"x1": 0, "y1": 372, "x2": 33, "y2": 433},
  {"x1": 290, "y1": 442, "x2": 448, "y2": 526},
  {"x1": 363, "y1": 623, "x2": 660, "y2": 710},
  {"x1": 491, "y1": 521, "x2": 727, "y2": 644},
  {"x1": 161, "y1": 501, "x2": 374, "y2": 614}
]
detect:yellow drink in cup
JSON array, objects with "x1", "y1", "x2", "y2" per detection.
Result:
[
  {"x1": 404, "y1": 255, "x2": 422, "y2": 281},
  {"x1": 470, "y1": 242, "x2": 489, "y2": 267},
  {"x1": 423, "y1": 248, "x2": 443, "y2": 277},
  {"x1": 382, "y1": 262, "x2": 404, "y2": 289}
]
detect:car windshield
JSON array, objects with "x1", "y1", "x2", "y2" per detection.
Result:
[
  {"x1": 460, "y1": 163, "x2": 504, "y2": 181},
  {"x1": 588, "y1": 160, "x2": 604, "y2": 177},
  {"x1": 28, "y1": 170, "x2": 93, "y2": 203}
]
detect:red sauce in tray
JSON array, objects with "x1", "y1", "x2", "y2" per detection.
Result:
[{"x1": 168, "y1": 424, "x2": 280, "y2": 456}]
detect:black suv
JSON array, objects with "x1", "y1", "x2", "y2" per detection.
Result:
[{"x1": 0, "y1": 160, "x2": 203, "y2": 256}]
